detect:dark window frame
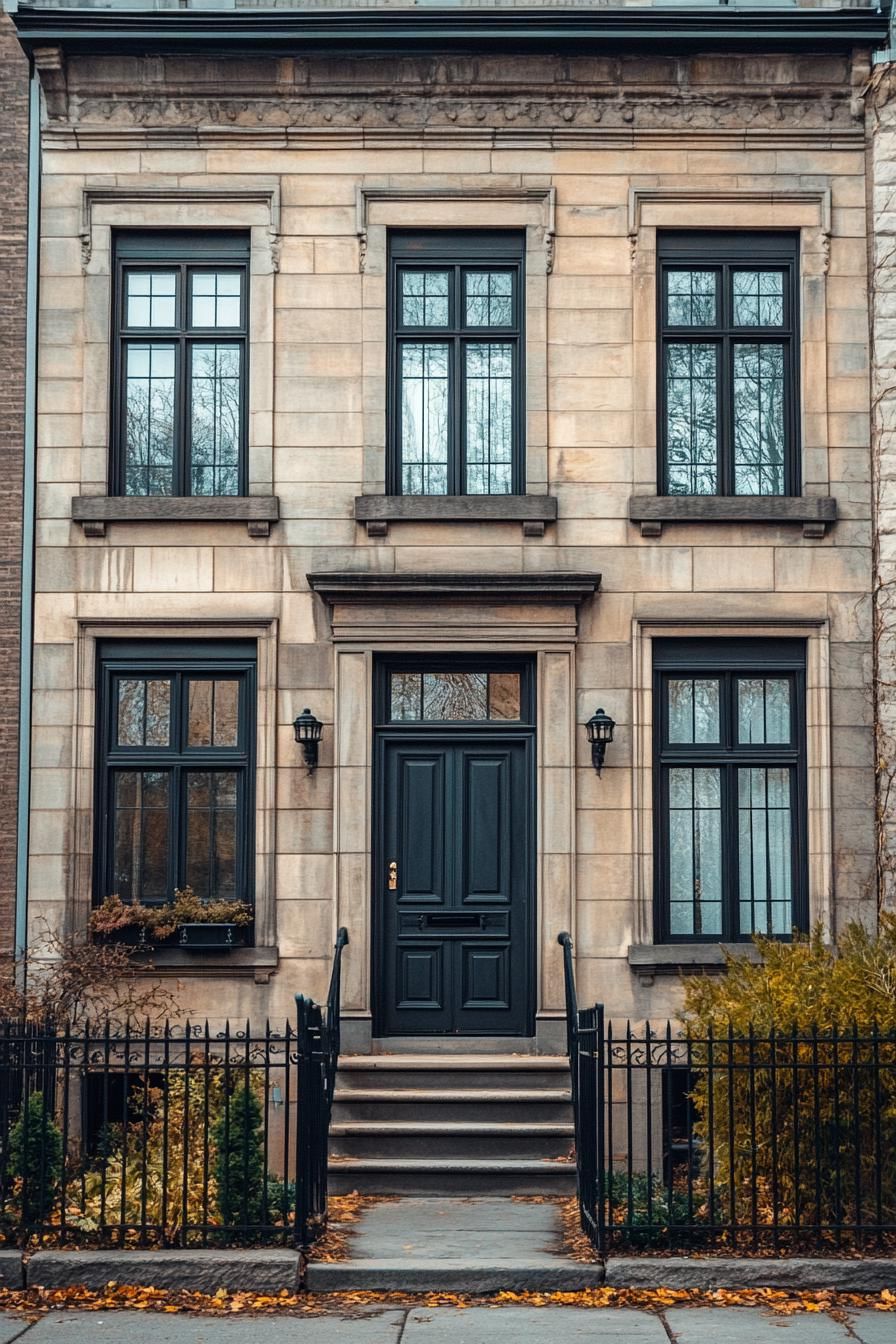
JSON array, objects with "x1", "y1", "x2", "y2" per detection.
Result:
[
  {"x1": 657, "y1": 231, "x2": 800, "y2": 498},
  {"x1": 387, "y1": 230, "x2": 526, "y2": 496},
  {"x1": 93, "y1": 639, "x2": 256, "y2": 914},
  {"x1": 652, "y1": 637, "x2": 808, "y2": 944},
  {"x1": 111, "y1": 231, "x2": 250, "y2": 498}
]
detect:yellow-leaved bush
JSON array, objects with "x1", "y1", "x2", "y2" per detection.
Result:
[{"x1": 681, "y1": 917, "x2": 896, "y2": 1243}]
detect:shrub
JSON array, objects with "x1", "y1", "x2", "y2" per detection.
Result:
[
  {"x1": 212, "y1": 1083, "x2": 265, "y2": 1231},
  {"x1": 7, "y1": 1091, "x2": 63, "y2": 1226},
  {"x1": 681, "y1": 918, "x2": 896, "y2": 1241},
  {"x1": 606, "y1": 1171, "x2": 706, "y2": 1249}
]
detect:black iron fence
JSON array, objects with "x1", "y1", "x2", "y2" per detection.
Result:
[
  {"x1": 0, "y1": 929, "x2": 348, "y2": 1250},
  {"x1": 559, "y1": 933, "x2": 896, "y2": 1255}
]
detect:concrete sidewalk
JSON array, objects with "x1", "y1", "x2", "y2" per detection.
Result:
[{"x1": 0, "y1": 1307, "x2": 892, "y2": 1343}]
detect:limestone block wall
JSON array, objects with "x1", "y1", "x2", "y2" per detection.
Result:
[{"x1": 27, "y1": 46, "x2": 877, "y2": 1028}]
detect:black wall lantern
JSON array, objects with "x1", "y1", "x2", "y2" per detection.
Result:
[
  {"x1": 293, "y1": 707, "x2": 323, "y2": 772},
  {"x1": 586, "y1": 707, "x2": 615, "y2": 776}
]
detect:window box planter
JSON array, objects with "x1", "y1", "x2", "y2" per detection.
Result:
[
  {"x1": 93, "y1": 925, "x2": 152, "y2": 948},
  {"x1": 175, "y1": 922, "x2": 248, "y2": 950}
]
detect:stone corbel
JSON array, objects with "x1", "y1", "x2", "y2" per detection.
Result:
[{"x1": 33, "y1": 45, "x2": 68, "y2": 120}]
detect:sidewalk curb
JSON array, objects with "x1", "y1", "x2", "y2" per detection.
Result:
[
  {"x1": 25, "y1": 1249, "x2": 301, "y2": 1293},
  {"x1": 604, "y1": 1257, "x2": 896, "y2": 1291},
  {"x1": 305, "y1": 1259, "x2": 608, "y2": 1292}
]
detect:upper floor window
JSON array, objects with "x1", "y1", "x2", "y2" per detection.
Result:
[
  {"x1": 653, "y1": 638, "x2": 807, "y2": 944},
  {"x1": 389, "y1": 231, "x2": 525, "y2": 496},
  {"x1": 659, "y1": 232, "x2": 799, "y2": 497},
  {"x1": 94, "y1": 640, "x2": 256, "y2": 909},
  {"x1": 113, "y1": 232, "x2": 249, "y2": 497}
]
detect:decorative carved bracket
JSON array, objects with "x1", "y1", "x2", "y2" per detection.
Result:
[
  {"x1": 79, "y1": 185, "x2": 281, "y2": 271},
  {"x1": 33, "y1": 45, "x2": 68, "y2": 120},
  {"x1": 355, "y1": 185, "x2": 556, "y2": 274}
]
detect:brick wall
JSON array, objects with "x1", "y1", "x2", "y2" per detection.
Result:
[{"x1": 0, "y1": 14, "x2": 27, "y2": 961}]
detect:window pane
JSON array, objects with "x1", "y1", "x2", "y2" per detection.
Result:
[
  {"x1": 400, "y1": 343, "x2": 449, "y2": 495},
  {"x1": 668, "y1": 767, "x2": 722, "y2": 937},
  {"x1": 126, "y1": 271, "x2": 176, "y2": 329},
  {"x1": 185, "y1": 771, "x2": 238, "y2": 901},
  {"x1": 488, "y1": 672, "x2": 522, "y2": 720},
  {"x1": 732, "y1": 270, "x2": 784, "y2": 327},
  {"x1": 465, "y1": 342, "x2": 513, "y2": 495},
  {"x1": 188, "y1": 679, "x2": 240, "y2": 747},
  {"x1": 422, "y1": 672, "x2": 488, "y2": 720},
  {"x1": 737, "y1": 677, "x2": 791, "y2": 745},
  {"x1": 665, "y1": 343, "x2": 718, "y2": 495},
  {"x1": 465, "y1": 271, "x2": 513, "y2": 327},
  {"x1": 668, "y1": 678, "x2": 720, "y2": 744},
  {"x1": 190, "y1": 343, "x2": 241, "y2": 496},
  {"x1": 124, "y1": 343, "x2": 175, "y2": 496},
  {"x1": 390, "y1": 672, "x2": 422, "y2": 721},
  {"x1": 117, "y1": 678, "x2": 171, "y2": 747},
  {"x1": 738, "y1": 767, "x2": 792, "y2": 935},
  {"x1": 401, "y1": 270, "x2": 449, "y2": 327},
  {"x1": 113, "y1": 770, "x2": 169, "y2": 903},
  {"x1": 733, "y1": 343, "x2": 786, "y2": 495},
  {"x1": 191, "y1": 271, "x2": 242, "y2": 329},
  {"x1": 665, "y1": 269, "x2": 717, "y2": 327}
]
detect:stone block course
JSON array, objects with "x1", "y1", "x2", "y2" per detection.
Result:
[{"x1": 25, "y1": 1250, "x2": 301, "y2": 1294}]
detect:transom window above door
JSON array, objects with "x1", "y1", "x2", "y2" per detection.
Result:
[
  {"x1": 113, "y1": 232, "x2": 249, "y2": 497},
  {"x1": 659, "y1": 232, "x2": 799, "y2": 498},
  {"x1": 389, "y1": 231, "x2": 525, "y2": 496},
  {"x1": 378, "y1": 659, "x2": 533, "y2": 725}
]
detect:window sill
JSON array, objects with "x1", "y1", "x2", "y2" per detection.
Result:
[
  {"x1": 72, "y1": 495, "x2": 280, "y2": 538},
  {"x1": 628, "y1": 942, "x2": 763, "y2": 985},
  {"x1": 131, "y1": 945, "x2": 279, "y2": 984},
  {"x1": 628, "y1": 495, "x2": 837, "y2": 538},
  {"x1": 354, "y1": 494, "x2": 558, "y2": 538}
]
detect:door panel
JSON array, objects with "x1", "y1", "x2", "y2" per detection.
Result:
[
  {"x1": 462, "y1": 752, "x2": 512, "y2": 904},
  {"x1": 377, "y1": 735, "x2": 533, "y2": 1036},
  {"x1": 398, "y1": 753, "x2": 446, "y2": 905}
]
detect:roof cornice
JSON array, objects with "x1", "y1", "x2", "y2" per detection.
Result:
[{"x1": 10, "y1": 6, "x2": 892, "y2": 55}]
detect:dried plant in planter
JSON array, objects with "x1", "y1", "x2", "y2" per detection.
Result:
[{"x1": 89, "y1": 888, "x2": 253, "y2": 944}]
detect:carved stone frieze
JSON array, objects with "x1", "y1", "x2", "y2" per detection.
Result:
[{"x1": 41, "y1": 49, "x2": 866, "y2": 137}]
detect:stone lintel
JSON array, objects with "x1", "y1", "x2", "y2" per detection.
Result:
[
  {"x1": 628, "y1": 494, "x2": 838, "y2": 538},
  {"x1": 72, "y1": 495, "x2": 280, "y2": 538}
]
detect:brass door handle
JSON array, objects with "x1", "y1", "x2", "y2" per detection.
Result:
[{"x1": 388, "y1": 861, "x2": 398, "y2": 891}]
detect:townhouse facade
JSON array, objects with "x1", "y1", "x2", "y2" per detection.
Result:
[{"x1": 8, "y1": 0, "x2": 891, "y2": 1050}]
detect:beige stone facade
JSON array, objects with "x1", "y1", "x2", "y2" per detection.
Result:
[{"x1": 19, "y1": 21, "x2": 882, "y2": 1043}]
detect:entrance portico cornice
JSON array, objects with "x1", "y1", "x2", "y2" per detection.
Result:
[{"x1": 307, "y1": 571, "x2": 601, "y2": 607}]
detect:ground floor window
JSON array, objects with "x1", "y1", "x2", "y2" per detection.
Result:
[
  {"x1": 652, "y1": 637, "x2": 807, "y2": 942},
  {"x1": 94, "y1": 639, "x2": 256, "y2": 909}
]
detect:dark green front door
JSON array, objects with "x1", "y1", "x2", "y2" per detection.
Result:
[{"x1": 375, "y1": 735, "x2": 534, "y2": 1036}]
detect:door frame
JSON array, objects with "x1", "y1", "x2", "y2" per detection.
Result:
[{"x1": 371, "y1": 655, "x2": 537, "y2": 1038}]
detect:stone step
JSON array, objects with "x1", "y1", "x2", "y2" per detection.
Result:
[
  {"x1": 329, "y1": 1119, "x2": 574, "y2": 1159},
  {"x1": 328, "y1": 1156, "x2": 577, "y2": 1196},
  {"x1": 333, "y1": 1087, "x2": 572, "y2": 1104},
  {"x1": 305, "y1": 1258, "x2": 605, "y2": 1293},
  {"x1": 331, "y1": 1095, "x2": 572, "y2": 1123},
  {"x1": 337, "y1": 1055, "x2": 570, "y2": 1092}
]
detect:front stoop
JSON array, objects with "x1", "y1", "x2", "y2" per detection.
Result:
[
  {"x1": 26, "y1": 1249, "x2": 301, "y2": 1294},
  {"x1": 330, "y1": 1055, "x2": 575, "y2": 1196}
]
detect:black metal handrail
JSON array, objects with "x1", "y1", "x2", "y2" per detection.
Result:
[
  {"x1": 294, "y1": 926, "x2": 349, "y2": 1252},
  {"x1": 557, "y1": 931, "x2": 577, "y2": 1106}
]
